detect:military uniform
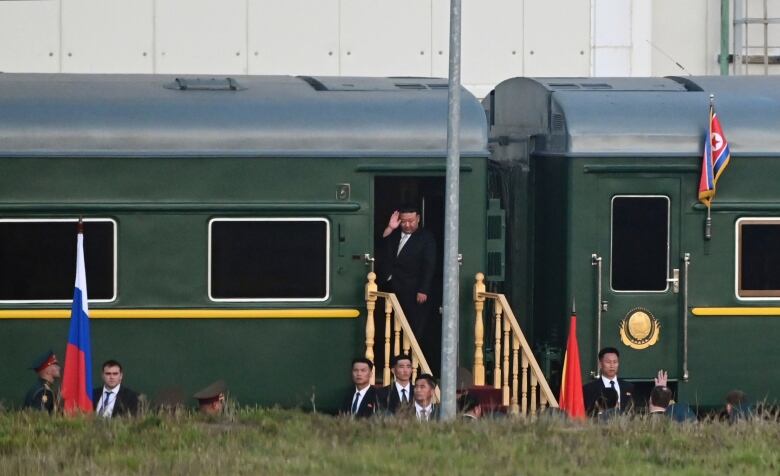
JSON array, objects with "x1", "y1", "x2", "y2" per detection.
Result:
[
  {"x1": 23, "y1": 378, "x2": 57, "y2": 413},
  {"x1": 23, "y1": 350, "x2": 61, "y2": 414}
]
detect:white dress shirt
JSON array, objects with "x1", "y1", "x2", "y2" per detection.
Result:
[
  {"x1": 97, "y1": 384, "x2": 121, "y2": 418},
  {"x1": 397, "y1": 232, "x2": 411, "y2": 255},
  {"x1": 395, "y1": 382, "x2": 411, "y2": 403},
  {"x1": 415, "y1": 401, "x2": 433, "y2": 421},
  {"x1": 351, "y1": 385, "x2": 370, "y2": 414}
]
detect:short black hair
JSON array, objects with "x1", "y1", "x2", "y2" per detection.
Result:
[
  {"x1": 650, "y1": 386, "x2": 673, "y2": 408},
  {"x1": 351, "y1": 357, "x2": 374, "y2": 371},
  {"x1": 415, "y1": 373, "x2": 436, "y2": 388},
  {"x1": 391, "y1": 353, "x2": 413, "y2": 367},
  {"x1": 101, "y1": 359, "x2": 123, "y2": 372},
  {"x1": 457, "y1": 393, "x2": 480, "y2": 413},
  {"x1": 598, "y1": 347, "x2": 620, "y2": 360},
  {"x1": 398, "y1": 205, "x2": 419, "y2": 215}
]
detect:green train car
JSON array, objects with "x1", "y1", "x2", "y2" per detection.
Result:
[
  {"x1": 3, "y1": 73, "x2": 779, "y2": 412},
  {"x1": 0, "y1": 74, "x2": 489, "y2": 411},
  {"x1": 486, "y1": 75, "x2": 780, "y2": 408}
]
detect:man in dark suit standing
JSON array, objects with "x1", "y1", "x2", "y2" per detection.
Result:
[
  {"x1": 583, "y1": 347, "x2": 634, "y2": 416},
  {"x1": 381, "y1": 206, "x2": 437, "y2": 343},
  {"x1": 93, "y1": 359, "x2": 139, "y2": 418},
  {"x1": 378, "y1": 353, "x2": 414, "y2": 416},
  {"x1": 341, "y1": 358, "x2": 380, "y2": 418}
]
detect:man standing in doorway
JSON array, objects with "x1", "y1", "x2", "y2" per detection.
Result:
[{"x1": 381, "y1": 206, "x2": 437, "y2": 344}]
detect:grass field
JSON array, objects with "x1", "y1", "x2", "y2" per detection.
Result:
[{"x1": 1, "y1": 409, "x2": 779, "y2": 475}]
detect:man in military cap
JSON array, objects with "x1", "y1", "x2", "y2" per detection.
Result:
[
  {"x1": 23, "y1": 350, "x2": 61, "y2": 413},
  {"x1": 194, "y1": 380, "x2": 227, "y2": 415}
]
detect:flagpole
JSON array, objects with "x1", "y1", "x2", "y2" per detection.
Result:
[{"x1": 704, "y1": 95, "x2": 714, "y2": 241}]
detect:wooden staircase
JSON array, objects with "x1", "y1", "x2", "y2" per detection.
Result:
[{"x1": 362, "y1": 272, "x2": 558, "y2": 415}]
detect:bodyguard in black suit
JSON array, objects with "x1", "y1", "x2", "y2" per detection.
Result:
[
  {"x1": 381, "y1": 207, "x2": 437, "y2": 341},
  {"x1": 341, "y1": 358, "x2": 380, "y2": 418},
  {"x1": 583, "y1": 347, "x2": 634, "y2": 416},
  {"x1": 93, "y1": 359, "x2": 139, "y2": 417},
  {"x1": 377, "y1": 353, "x2": 414, "y2": 415}
]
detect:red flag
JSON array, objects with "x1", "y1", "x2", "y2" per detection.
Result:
[
  {"x1": 698, "y1": 103, "x2": 731, "y2": 207},
  {"x1": 559, "y1": 315, "x2": 585, "y2": 419},
  {"x1": 61, "y1": 225, "x2": 94, "y2": 415}
]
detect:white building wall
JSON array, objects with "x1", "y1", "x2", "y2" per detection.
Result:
[{"x1": 0, "y1": 0, "x2": 776, "y2": 97}]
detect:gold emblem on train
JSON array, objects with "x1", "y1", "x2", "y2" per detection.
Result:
[{"x1": 619, "y1": 308, "x2": 660, "y2": 349}]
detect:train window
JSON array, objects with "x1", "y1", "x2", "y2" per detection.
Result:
[
  {"x1": 610, "y1": 196, "x2": 669, "y2": 292},
  {"x1": 737, "y1": 218, "x2": 780, "y2": 298},
  {"x1": 0, "y1": 219, "x2": 116, "y2": 302},
  {"x1": 209, "y1": 218, "x2": 329, "y2": 301}
]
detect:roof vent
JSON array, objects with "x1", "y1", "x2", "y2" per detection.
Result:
[
  {"x1": 548, "y1": 83, "x2": 580, "y2": 90},
  {"x1": 552, "y1": 114, "x2": 564, "y2": 131},
  {"x1": 164, "y1": 77, "x2": 244, "y2": 91},
  {"x1": 395, "y1": 83, "x2": 427, "y2": 90},
  {"x1": 580, "y1": 83, "x2": 613, "y2": 89}
]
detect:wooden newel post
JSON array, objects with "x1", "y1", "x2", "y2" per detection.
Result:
[
  {"x1": 473, "y1": 273, "x2": 486, "y2": 386},
  {"x1": 365, "y1": 272, "x2": 377, "y2": 384}
]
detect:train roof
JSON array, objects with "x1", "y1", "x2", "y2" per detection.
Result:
[
  {"x1": 487, "y1": 76, "x2": 780, "y2": 157},
  {"x1": 0, "y1": 74, "x2": 488, "y2": 158}
]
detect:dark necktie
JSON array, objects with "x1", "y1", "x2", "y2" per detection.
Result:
[
  {"x1": 401, "y1": 388, "x2": 408, "y2": 404},
  {"x1": 102, "y1": 391, "x2": 113, "y2": 417},
  {"x1": 351, "y1": 391, "x2": 360, "y2": 414}
]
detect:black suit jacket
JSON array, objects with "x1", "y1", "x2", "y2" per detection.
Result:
[
  {"x1": 383, "y1": 228, "x2": 436, "y2": 296},
  {"x1": 341, "y1": 386, "x2": 381, "y2": 418},
  {"x1": 378, "y1": 383, "x2": 413, "y2": 415},
  {"x1": 93, "y1": 386, "x2": 139, "y2": 417},
  {"x1": 583, "y1": 378, "x2": 634, "y2": 416}
]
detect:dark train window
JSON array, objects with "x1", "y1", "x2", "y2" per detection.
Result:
[
  {"x1": 611, "y1": 196, "x2": 669, "y2": 291},
  {"x1": 0, "y1": 220, "x2": 116, "y2": 302},
  {"x1": 209, "y1": 219, "x2": 329, "y2": 300},
  {"x1": 738, "y1": 219, "x2": 780, "y2": 297}
]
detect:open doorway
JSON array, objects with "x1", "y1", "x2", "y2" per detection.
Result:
[{"x1": 373, "y1": 176, "x2": 445, "y2": 377}]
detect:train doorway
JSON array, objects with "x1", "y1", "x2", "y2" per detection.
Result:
[
  {"x1": 595, "y1": 177, "x2": 682, "y2": 382},
  {"x1": 373, "y1": 176, "x2": 445, "y2": 377}
]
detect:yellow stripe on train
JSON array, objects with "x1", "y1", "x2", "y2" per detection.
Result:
[
  {"x1": 0, "y1": 309, "x2": 360, "y2": 319},
  {"x1": 692, "y1": 307, "x2": 780, "y2": 316}
]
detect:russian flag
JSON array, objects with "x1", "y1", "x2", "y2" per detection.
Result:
[{"x1": 61, "y1": 222, "x2": 94, "y2": 415}]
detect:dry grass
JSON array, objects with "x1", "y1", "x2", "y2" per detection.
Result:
[{"x1": 1, "y1": 409, "x2": 779, "y2": 475}]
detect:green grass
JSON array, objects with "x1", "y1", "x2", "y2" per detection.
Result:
[{"x1": 1, "y1": 409, "x2": 779, "y2": 475}]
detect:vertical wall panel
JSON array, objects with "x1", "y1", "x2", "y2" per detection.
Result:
[
  {"x1": 155, "y1": 0, "x2": 247, "y2": 74},
  {"x1": 432, "y1": 0, "x2": 523, "y2": 98},
  {"x1": 62, "y1": 0, "x2": 153, "y2": 73},
  {"x1": 248, "y1": 0, "x2": 339, "y2": 75},
  {"x1": 524, "y1": 0, "x2": 590, "y2": 76},
  {"x1": 0, "y1": 1, "x2": 60, "y2": 73},
  {"x1": 340, "y1": 0, "x2": 431, "y2": 76}
]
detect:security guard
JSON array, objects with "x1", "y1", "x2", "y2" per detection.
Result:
[
  {"x1": 193, "y1": 380, "x2": 227, "y2": 415},
  {"x1": 23, "y1": 350, "x2": 61, "y2": 413}
]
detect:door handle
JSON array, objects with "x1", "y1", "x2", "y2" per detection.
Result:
[{"x1": 667, "y1": 268, "x2": 680, "y2": 293}]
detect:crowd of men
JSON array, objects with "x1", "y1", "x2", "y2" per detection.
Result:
[{"x1": 22, "y1": 350, "x2": 225, "y2": 416}]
